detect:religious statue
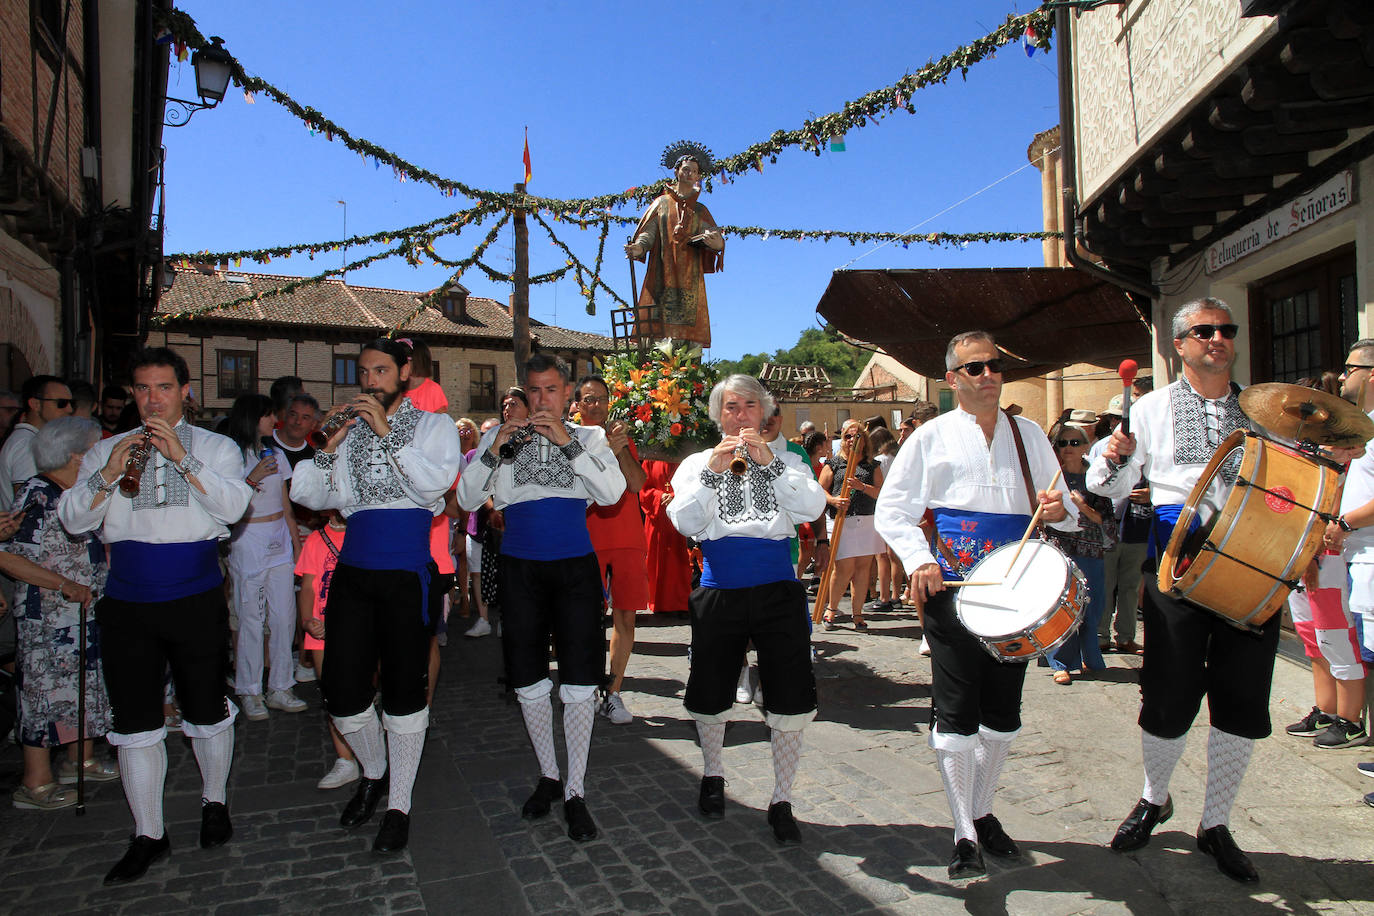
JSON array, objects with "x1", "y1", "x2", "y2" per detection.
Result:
[{"x1": 625, "y1": 141, "x2": 724, "y2": 348}]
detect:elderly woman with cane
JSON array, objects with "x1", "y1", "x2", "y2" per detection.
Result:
[{"x1": 0, "y1": 416, "x2": 115, "y2": 810}]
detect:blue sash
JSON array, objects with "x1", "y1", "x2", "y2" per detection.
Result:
[
  {"x1": 106, "y1": 540, "x2": 222, "y2": 603},
  {"x1": 501, "y1": 498, "x2": 594, "y2": 561},
  {"x1": 1150, "y1": 503, "x2": 1200, "y2": 560},
  {"x1": 340, "y1": 508, "x2": 435, "y2": 623},
  {"x1": 700, "y1": 537, "x2": 795, "y2": 590},
  {"x1": 930, "y1": 508, "x2": 1029, "y2": 581}
]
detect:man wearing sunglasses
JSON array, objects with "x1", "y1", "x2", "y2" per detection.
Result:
[
  {"x1": 876, "y1": 330, "x2": 1077, "y2": 880},
  {"x1": 1088, "y1": 296, "x2": 1275, "y2": 883},
  {"x1": 0, "y1": 374, "x2": 73, "y2": 512}
]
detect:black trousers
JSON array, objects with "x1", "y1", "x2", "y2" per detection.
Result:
[
  {"x1": 685, "y1": 579, "x2": 816, "y2": 718},
  {"x1": 499, "y1": 552, "x2": 605, "y2": 690},
  {"x1": 97, "y1": 586, "x2": 231, "y2": 735},
  {"x1": 322, "y1": 563, "x2": 438, "y2": 719},
  {"x1": 923, "y1": 590, "x2": 1028, "y2": 736},
  {"x1": 1138, "y1": 576, "x2": 1280, "y2": 740}
]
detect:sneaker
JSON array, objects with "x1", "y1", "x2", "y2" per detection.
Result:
[
  {"x1": 12, "y1": 782, "x2": 76, "y2": 810},
  {"x1": 599, "y1": 692, "x2": 633, "y2": 725},
  {"x1": 1313, "y1": 716, "x2": 1368, "y2": 749},
  {"x1": 1357, "y1": 762, "x2": 1374, "y2": 779},
  {"x1": 294, "y1": 662, "x2": 317, "y2": 683},
  {"x1": 317, "y1": 757, "x2": 361, "y2": 790},
  {"x1": 1286, "y1": 706, "x2": 1334, "y2": 737},
  {"x1": 56, "y1": 757, "x2": 121, "y2": 785},
  {"x1": 264, "y1": 688, "x2": 307, "y2": 713},
  {"x1": 240, "y1": 694, "x2": 269, "y2": 721},
  {"x1": 465, "y1": 617, "x2": 492, "y2": 638}
]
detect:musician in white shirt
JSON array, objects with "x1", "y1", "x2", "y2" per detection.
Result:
[
  {"x1": 57, "y1": 348, "x2": 252, "y2": 884},
  {"x1": 457, "y1": 353, "x2": 625, "y2": 843},
  {"x1": 291, "y1": 338, "x2": 462, "y2": 854},
  {"x1": 875, "y1": 331, "x2": 1073, "y2": 880},
  {"x1": 667, "y1": 375, "x2": 827, "y2": 846}
]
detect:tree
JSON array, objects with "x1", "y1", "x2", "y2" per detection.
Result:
[{"x1": 713, "y1": 324, "x2": 868, "y2": 387}]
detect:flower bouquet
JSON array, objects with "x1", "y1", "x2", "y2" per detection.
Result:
[{"x1": 597, "y1": 341, "x2": 720, "y2": 461}]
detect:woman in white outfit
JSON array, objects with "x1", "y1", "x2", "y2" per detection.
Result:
[{"x1": 225, "y1": 394, "x2": 304, "y2": 720}]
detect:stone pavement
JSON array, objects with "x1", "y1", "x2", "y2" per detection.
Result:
[{"x1": 2, "y1": 601, "x2": 1372, "y2": 915}]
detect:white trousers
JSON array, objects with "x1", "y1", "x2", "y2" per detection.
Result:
[{"x1": 232, "y1": 560, "x2": 296, "y2": 695}]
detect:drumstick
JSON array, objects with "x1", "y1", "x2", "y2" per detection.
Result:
[
  {"x1": 1118, "y1": 359, "x2": 1138, "y2": 438},
  {"x1": 1007, "y1": 467, "x2": 1064, "y2": 572},
  {"x1": 945, "y1": 580, "x2": 1003, "y2": 587}
]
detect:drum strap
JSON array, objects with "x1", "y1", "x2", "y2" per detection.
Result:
[{"x1": 1003, "y1": 408, "x2": 1040, "y2": 519}]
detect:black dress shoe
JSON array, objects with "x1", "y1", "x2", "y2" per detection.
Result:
[
  {"x1": 973, "y1": 813, "x2": 1020, "y2": 858},
  {"x1": 1109, "y1": 795, "x2": 1173, "y2": 851},
  {"x1": 373, "y1": 809, "x2": 410, "y2": 854},
  {"x1": 521, "y1": 776, "x2": 563, "y2": 820},
  {"x1": 698, "y1": 776, "x2": 725, "y2": 819},
  {"x1": 563, "y1": 795, "x2": 599, "y2": 841},
  {"x1": 340, "y1": 775, "x2": 387, "y2": 829},
  {"x1": 767, "y1": 801, "x2": 802, "y2": 846},
  {"x1": 199, "y1": 801, "x2": 233, "y2": 849},
  {"x1": 103, "y1": 834, "x2": 171, "y2": 885},
  {"x1": 948, "y1": 838, "x2": 986, "y2": 880},
  {"x1": 1196, "y1": 824, "x2": 1259, "y2": 883}
]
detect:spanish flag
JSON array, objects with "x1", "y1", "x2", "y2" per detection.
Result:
[{"x1": 523, "y1": 128, "x2": 532, "y2": 186}]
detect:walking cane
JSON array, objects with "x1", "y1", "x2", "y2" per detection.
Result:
[
  {"x1": 76, "y1": 596, "x2": 87, "y2": 816},
  {"x1": 812, "y1": 456, "x2": 860, "y2": 625},
  {"x1": 626, "y1": 235, "x2": 638, "y2": 307}
]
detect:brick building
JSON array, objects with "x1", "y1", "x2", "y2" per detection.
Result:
[
  {"x1": 150, "y1": 266, "x2": 616, "y2": 420},
  {"x1": 1, "y1": 1, "x2": 170, "y2": 388}
]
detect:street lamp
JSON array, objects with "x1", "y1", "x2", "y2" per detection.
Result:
[{"x1": 164, "y1": 37, "x2": 234, "y2": 127}]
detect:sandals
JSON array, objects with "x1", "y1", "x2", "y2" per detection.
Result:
[
  {"x1": 12, "y1": 782, "x2": 77, "y2": 810},
  {"x1": 56, "y1": 757, "x2": 121, "y2": 785},
  {"x1": 1052, "y1": 671, "x2": 1072, "y2": 686},
  {"x1": 822, "y1": 610, "x2": 839, "y2": 631}
]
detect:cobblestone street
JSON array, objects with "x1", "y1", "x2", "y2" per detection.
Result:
[{"x1": 2, "y1": 602, "x2": 1372, "y2": 914}]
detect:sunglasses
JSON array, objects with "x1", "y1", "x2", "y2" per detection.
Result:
[
  {"x1": 37, "y1": 397, "x2": 74, "y2": 409},
  {"x1": 1055, "y1": 438, "x2": 1085, "y2": 448},
  {"x1": 1344, "y1": 363, "x2": 1374, "y2": 375},
  {"x1": 1179, "y1": 323, "x2": 1238, "y2": 341},
  {"x1": 951, "y1": 358, "x2": 1005, "y2": 377}
]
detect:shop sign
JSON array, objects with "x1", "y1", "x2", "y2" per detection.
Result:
[{"x1": 1205, "y1": 170, "x2": 1354, "y2": 274}]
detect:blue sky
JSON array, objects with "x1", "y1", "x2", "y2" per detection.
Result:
[{"x1": 163, "y1": 1, "x2": 1059, "y2": 361}]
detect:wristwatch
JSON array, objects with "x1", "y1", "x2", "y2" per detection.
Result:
[{"x1": 1337, "y1": 515, "x2": 1354, "y2": 532}]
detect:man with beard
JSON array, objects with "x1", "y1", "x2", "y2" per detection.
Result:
[
  {"x1": 1087, "y1": 298, "x2": 1360, "y2": 880},
  {"x1": 667, "y1": 375, "x2": 827, "y2": 846},
  {"x1": 875, "y1": 332, "x2": 1074, "y2": 879},
  {"x1": 57, "y1": 348, "x2": 252, "y2": 884},
  {"x1": 290, "y1": 339, "x2": 461, "y2": 854},
  {"x1": 458, "y1": 354, "x2": 625, "y2": 842},
  {"x1": 573, "y1": 374, "x2": 647, "y2": 726}
]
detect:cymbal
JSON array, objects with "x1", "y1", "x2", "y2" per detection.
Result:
[{"x1": 1239, "y1": 383, "x2": 1374, "y2": 447}]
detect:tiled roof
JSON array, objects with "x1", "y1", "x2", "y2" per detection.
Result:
[{"x1": 157, "y1": 267, "x2": 616, "y2": 352}]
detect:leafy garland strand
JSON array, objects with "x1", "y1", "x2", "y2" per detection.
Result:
[
  {"x1": 530, "y1": 211, "x2": 630, "y2": 313},
  {"x1": 716, "y1": 226, "x2": 1062, "y2": 246},
  {"x1": 156, "y1": 8, "x2": 1052, "y2": 213}
]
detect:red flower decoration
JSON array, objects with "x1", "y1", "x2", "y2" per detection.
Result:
[
  {"x1": 670, "y1": 422, "x2": 683, "y2": 436},
  {"x1": 636, "y1": 403, "x2": 654, "y2": 422}
]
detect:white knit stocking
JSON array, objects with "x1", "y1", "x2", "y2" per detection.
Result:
[
  {"x1": 118, "y1": 743, "x2": 167, "y2": 840},
  {"x1": 385, "y1": 729, "x2": 425, "y2": 814},
  {"x1": 562, "y1": 697, "x2": 596, "y2": 799},
  {"x1": 697, "y1": 721, "x2": 726, "y2": 778},
  {"x1": 769, "y1": 729, "x2": 803, "y2": 805},
  {"x1": 519, "y1": 693, "x2": 560, "y2": 781},
  {"x1": 972, "y1": 732, "x2": 1014, "y2": 819},
  {"x1": 337, "y1": 713, "x2": 388, "y2": 780},
  {"x1": 935, "y1": 747, "x2": 977, "y2": 843},
  {"x1": 1141, "y1": 731, "x2": 1187, "y2": 806},
  {"x1": 1201, "y1": 727, "x2": 1253, "y2": 829},
  {"x1": 191, "y1": 728, "x2": 234, "y2": 805}
]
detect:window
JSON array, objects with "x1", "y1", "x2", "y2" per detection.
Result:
[
  {"x1": 217, "y1": 351, "x2": 256, "y2": 399},
  {"x1": 1249, "y1": 247, "x2": 1356, "y2": 384},
  {"x1": 938, "y1": 389, "x2": 955, "y2": 413},
  {"x1": 431, "y1": 361, "x2": 441, "y2": 384},
  {"x1": 440, "y1": 293, "x2": 466, "y2": 323},
  {"x1": 333, "y1": 355, "x2": 358, "y2": 386},
  {"x1": 470, "y1": 364, "x2": 496, "y2": 411}
]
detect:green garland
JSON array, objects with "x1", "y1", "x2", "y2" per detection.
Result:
[
  {"x1": 530, "y1": 211, "x2": 630, "y2": 314},
  {"x1": 717, "y1": 226, "x2": 1062, "y2": 246},
  {"x1": 156, "y1": 8, "x2": 1052, "y2": 213}
]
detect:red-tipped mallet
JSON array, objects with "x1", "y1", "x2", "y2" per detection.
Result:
[{"x1": 1118, "y1": 359, "x2": 1139, "y2": 437}]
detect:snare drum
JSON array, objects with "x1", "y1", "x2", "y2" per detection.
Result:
[
  {"x1": 955, "y1": 540, "x2": 1088, "y2": 662},
  {"x1": 1159, "y1": 430, "x2": 1340, "y2": 629}
]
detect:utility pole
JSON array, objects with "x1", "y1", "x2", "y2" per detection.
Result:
[{"x1": 512, "y1": 182, "x2": 531, "y2": 384}]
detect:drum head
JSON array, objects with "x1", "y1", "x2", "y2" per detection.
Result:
[
  {"x1": 957, "y1": 541, "x2": 1071, "y2": 638},
  {"x1": 1167, "y1": 433, "x2": 1245, "y2": 580}
]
